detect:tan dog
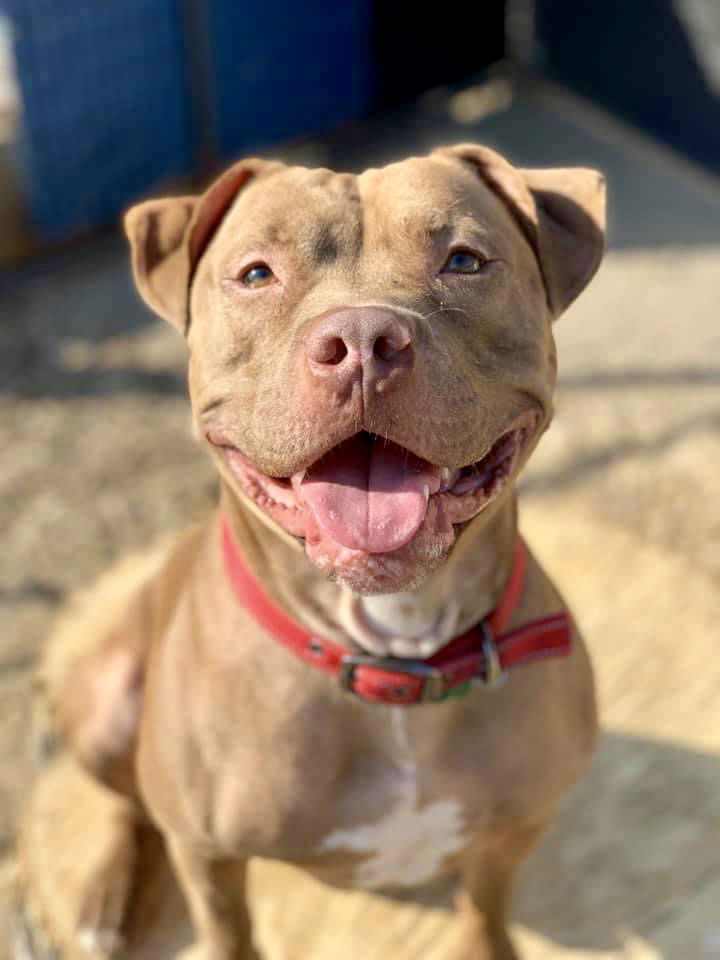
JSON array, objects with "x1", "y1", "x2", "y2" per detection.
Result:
[{"x1": 49, "y1": 144, "x2": 605, "y2": 960}]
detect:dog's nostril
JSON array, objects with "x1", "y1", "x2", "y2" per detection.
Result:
[
  {"x1": 374, "y1": 336, "x2": 403, "y2": 362},
  {"x1": 374, "y1": 336, "x2": 391, "y2": 361},
  {"x1": 313, "y1": 337, "x2": 348, "y2": 365},
  {"x1": 326, "y1": 338, "x2": 348, "y2": 364}
]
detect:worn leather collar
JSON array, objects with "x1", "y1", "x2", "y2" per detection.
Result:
[{"x1": 221, "y1": 518, "x2": 572, "y2": 705}]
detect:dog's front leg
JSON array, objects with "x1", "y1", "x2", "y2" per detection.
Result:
[
  {"x1": 454, "y1": 820, "x2": 547, "y2": 960},
  {"x1": 168, "y1": 836, "x2": 260, "y2": 960}
]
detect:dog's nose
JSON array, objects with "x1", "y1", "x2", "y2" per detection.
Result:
[{"x1": 305, "y1": 308, "x2": 414, "y2": 391}]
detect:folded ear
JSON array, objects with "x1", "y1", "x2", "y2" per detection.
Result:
[
  {"x1": 518, "y1": 165, "x2": 607, "y2": 315},
  {"x1": 435, "y1": 144, "x2": 607, "y2": 316},
  {"x1": 124, "y1": 195, "x2": 196, "y2": 330},
  {"x1": 124, "y1": 160, "x2": 271, "y2": 332}
]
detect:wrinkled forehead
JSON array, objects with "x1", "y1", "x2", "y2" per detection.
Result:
[
  {"x1": 217, "y1": 166, "x2": 360, "y2": 252},
  {"x1": 210, "y1": 156, "x2": 520, "y2": 263}
]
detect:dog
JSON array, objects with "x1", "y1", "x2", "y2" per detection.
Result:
[{"x1": 46, "y1": 143, "x2": 605, "y2": 960}]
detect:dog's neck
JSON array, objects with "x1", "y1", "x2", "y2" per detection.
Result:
[{"x1": 220, "y1": 483, "x2": 518, "y2": 659}]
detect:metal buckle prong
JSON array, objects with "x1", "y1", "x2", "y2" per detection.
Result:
[
  {"x1": 476, "y1": 620, "x2": 507, "y2": 689},
  {"x1": 339, "y1": 654, "x2": 446, "y2": 703}
]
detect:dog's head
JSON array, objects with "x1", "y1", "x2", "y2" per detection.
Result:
[{"x1": 125, "y1": 145, "x2": 605, "y2": 593}]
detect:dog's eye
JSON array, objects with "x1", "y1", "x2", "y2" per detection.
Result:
[
  {"x1": 442, "y1": 250, "x2": 486, "y2": 274},
  {"x1": 240, "y1": 263, "x2": 276, "y2": 288}
]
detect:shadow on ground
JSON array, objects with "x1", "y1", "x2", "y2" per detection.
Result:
[{"x1": 515, "y1": 730, "x2": 719, "y2": 953}]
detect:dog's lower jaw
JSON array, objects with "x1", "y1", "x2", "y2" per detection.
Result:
[{"x1": 314, "y1": 516, "x2": 455, "y2": 595}]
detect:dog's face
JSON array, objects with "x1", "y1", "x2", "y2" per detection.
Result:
[{"x1": 126, "y1": 146, "x2": 605, "y2": 593}]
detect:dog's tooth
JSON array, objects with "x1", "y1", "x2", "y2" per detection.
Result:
[
  {"x1": 423, "y1": 484, "x2": 430, "y2": 500},
  {"x1": 290, "y1": 470, "x2": 306, "y2": 494},
  {"x1": 439, "y1": 466, "x2": 459, "y2": 491}
]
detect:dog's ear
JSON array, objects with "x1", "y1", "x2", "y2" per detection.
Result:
[
  {"x1": 124, "y1": 160, "x2": 273, "y2": 333},
  {"x1": 124, "y1": 194, "x2": 196, "y2": 331},
  {"x1": 435, "y1": 144, "x2": 606, "y2": 316}
]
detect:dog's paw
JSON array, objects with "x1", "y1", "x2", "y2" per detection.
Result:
[
  {"x1": 74, "y1": 825, "x2": 136, "y2": 957},
  {"x1": 76, "y1": 926, "x2": 124, "y2": 958}
]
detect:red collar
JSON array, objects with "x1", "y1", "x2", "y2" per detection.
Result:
[{"x1": 221, "y1": 518, "x2": 572, "y2": 705}]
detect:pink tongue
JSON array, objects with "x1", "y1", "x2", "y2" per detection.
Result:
[{"x1": 297, "y1": 435, "x2": 439, "y2": 554}]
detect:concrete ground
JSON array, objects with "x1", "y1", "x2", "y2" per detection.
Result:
[{"x1": 1, "y1": 77, "x2": 719, "y2": 958}]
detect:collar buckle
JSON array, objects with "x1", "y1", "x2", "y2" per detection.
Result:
[{"x1": 339, "y1": 654, "x2": 447, "y2": 703}]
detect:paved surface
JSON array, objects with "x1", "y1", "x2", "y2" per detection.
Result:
[{"x1": 1, "y1": 79, "x2": 719, "y2": 958}]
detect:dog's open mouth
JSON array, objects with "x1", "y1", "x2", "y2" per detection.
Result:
[{"x1": 211, "y1": 412, "x2": 537, "y2": 570}]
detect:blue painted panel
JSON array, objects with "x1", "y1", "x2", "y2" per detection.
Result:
[
  {"x1": 6, "y1": 0, "x2": 193, "y2": 235},
  {"x1": 208, "y1": 0, "x2": 373, "y2": 155},
  {"x1": 4, "y1": 0, "x2": 373, "y2": 237}
]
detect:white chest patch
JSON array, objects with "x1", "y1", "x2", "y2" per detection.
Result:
[
  {"x1": 318, "y1": 712, "x2": 467, "y2": 889},
  {"x1": 319, "y1": 794, "x2": 466, "y2": 889}
]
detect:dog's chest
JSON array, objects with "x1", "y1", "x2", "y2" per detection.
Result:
[
  {"x1": 317, "y1": 709, "x2": 467, "y2": 889},
  {"x1": 200, "y1": 699, "x2": 476, "y2": 888}
]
